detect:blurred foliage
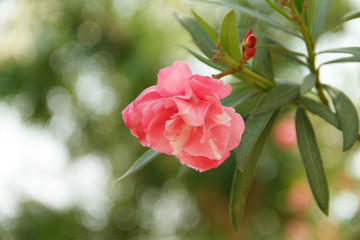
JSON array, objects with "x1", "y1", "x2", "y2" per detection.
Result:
[{"x1": 0, "y1": 0, "x2": 359, "y2": 239}]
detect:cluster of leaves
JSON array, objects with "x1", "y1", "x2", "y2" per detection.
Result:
[{"x1": 118, "y1": 0, "x2": 360, "y2": 231}]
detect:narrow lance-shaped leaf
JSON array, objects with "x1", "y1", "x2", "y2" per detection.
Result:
[
  {"x1": 256, "y1": 44, "x2": 306, "y2": 57},
  {"x1": 180, "y1": 45, "x2": 228, "y2": 71},
  {"x1": 265, "y1": 0, "x2": 297, "y2": 24},
  {"x1": 318, "y1": 47, "x2": 360, "y2": 66},
  {"x1": 325, "y1": 11, "x2": 360, "y2": 32},
  {"x1": 318, "y1": 47, "x2": 360, "y2": 55},
  {"x1": 114, "y1": 149, "x2": 160, "y2": 182},
  {"x1": 220, "y1": 10, "x2": 241, "y2": 62},
  {"x1": 299, "y1": 97, "x2": 340, "y2": 129},
  {"x1": 192, "y1": 10, "x2": 219, "y2": 42},
  {"x1": 293, "y1": 0, "x2": 304, "y2": 13},
  {"x1": 323, "y1": 85, "x2": 359, "y2": 151},
  {"x1": 180, "y1": 45, "x2": 250, "y2": 83},
  {"x1": 300, "y1": 73, "x2": 316, "y2": 94},
  {"x1": 306, "y1": 0, "x2": 316, "y2": 27},
  {"x1": 253, "y1": 83, "x2": 300, "y2": 116},
  {"x1": 176, "y1": 14, "x2": 217, "y2": 58},
  {"x1": 236, "y1": 111, "x2": 274, "y2": 171},
  {"x1": 252, "y1": 26, "x2": 274, "y2": 81},
  {"x1": 207, "y1": 0, "x2": 302, "y2": 38},
  {"x1": 321, "y1": 56, "x2": 360, "y2": 66},
  {"x1": 311, "y1": 0, "x2": 334, "y2": 41},
  {"x1": 231, "y1": 110, "x2": 279, "y2": 231},
  {"x1": 295, "y1": 107, "x2": 329, "y2": 215},
  {"x1": 256, "y1": 44, "x2": 307, "y2": 66},
  {"x1": 222, "y1": 89, "x2": 259, "y2": 108}
]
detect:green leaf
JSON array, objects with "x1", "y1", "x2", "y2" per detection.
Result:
[
  {"x1": 236, "y1": 111, "x2": 274, "y2": 171},
  {"x1": 321, "y1": 56, "x2": 360, "y2": 66},
  {"x1": 311, "y1": 0, "x2": 334, "y2": 41},
  {"x1": 318, "y1": 47, "x2": 360, "y2": 55},
  {"x1": 299, "y1": 97, "x2": 340, "y2": 129},
  {"x1": 265, "y1": 0, "x2": 297, "y2": 24},
  {"x1": 254, "y1": 83, "x2": 300, "y2": 116},
  {"x1": 256, "y1": 44, "x2": 307, "y2": 65},
  {"x1": 257, "y1": 44, "x2": 306, "y2": 57},
  {"x1": 306, "y1": 0, "x2": 316, "y2": 27},
  {"x1": 318, "y1": 47, "x2": 360, "y2": 65},
  {"x1": 222, "y1": 89, "x2": 259, "y2": 108},
  {"x1": 180, "y1": 45, "x2": 228, "y2": 71},
  {"x1": 220, "y1": 10, "x2": 241, "y2": 62},
  {"x1": 252, "y1": 27, "x2": 274, "y2": 81},
  {"x1": 300, "y1": 73, "x2": 316, "y2": 94},
  {"x1": 176, "y1": 14, "x2": 216, "y2": 58},
  {"x1": 208, "y1": 0, "x2": 302, "y2": 38},
  {"x1": 323, "y1": 85, "x2": 359, "y2": 151},
  {"x1": 114, "y1": 149, "x2": 160, "y2": 182},
  {"x1": 341, "y1": 11, "x2": 360, "y2": 23},
  {"x1": 293, "y1": 0, "x2": 304, "y2": 13},
  {"x1": 295, "y1": 107, "x2": 329, "y2": 215},
  {"x1": 325, "y1": 11, "x2": 360, "y2": 31},
  {"x1": 192, "y1": 10, "x2": 219, "y2": 42},
  {"x1": 230, "y1": 110, "x2": 279, "y2": 231}
]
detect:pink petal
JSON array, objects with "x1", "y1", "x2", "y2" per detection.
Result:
[
  {"x1": 132, "y1": 86, "x2": 161, "y2": 119},
  {"x1": 157, "y1": 61, "x2": 193, "y2": 98},
  {"x1": 177, "y1": 151, "x2": 230, "y2": 172},
  {"x1": 171, "y1": 98, "x2": 212, "y2": 126},
  {"x1": 190, "y1": 75, "x2": 232, "y2": 100},
  {"x1": 122, "y1": 103, "x2": 148, "y2": 146},
  {"x1": 201, "y1": 104, "x2": 232, "y2": 141},
  {"x1": 141, "y1": 98, "x2": 166, "y2": 128},
  {"x1": 164, "y1": 116, "x2": 196, "y2": 155},
  {"x1": 146, "y1": 109, "x2": 173, "y2": 155},
  {"x1": 183, "y1": 125, "x2": 230, "y2": 160},
  {"x1": 224, "y1": 107, "x2": 245, "y2": 150}
]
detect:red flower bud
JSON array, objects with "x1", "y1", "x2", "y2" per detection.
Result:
[
  {"x1": 243, "y1": 48, "x2": 256, "y2": 60},
  {"x1": 242, "y1": 29, "x2": 257, "y2": 51},
  {"x1": 244, "y1": 29, "x2": 253, "y2": 40},
  {"x1": 246, "y1": 35, "x2": 256, "y2": 48}
]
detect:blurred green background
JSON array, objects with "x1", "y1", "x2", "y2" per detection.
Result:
[{"x1": 0, "y1": 0, "x2": 360, "y2": 239}]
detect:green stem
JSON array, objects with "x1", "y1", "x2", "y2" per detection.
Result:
[
  {"x1": 213, "y1": 68, "x2": 270, "y2": 92},
  {"x1": 222, "y1": 52, "x2": 241, "y2": 69},
  {"x1": 241, "y1": 68, "x2": 275, "y2": 90},
  {"x1": 298, "y1": 10, "x2": 329, "y2": 106},
  {"x1": 213, "y1": 68, "x2": 236, "y2": 79},
  {"x1": 220, "y1": 52, "x2": 275, "y2": 91},
  {"x1": 315, "y1": 71, "x2": 329, "y2": 105}
]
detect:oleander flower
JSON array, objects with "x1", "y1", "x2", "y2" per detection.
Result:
[
  {"x1": 122, "y1": 61, "x2": 245, "y2": 171},
  {"x1": 273, "y1": 117, "x2": 297, "y2": 150}
]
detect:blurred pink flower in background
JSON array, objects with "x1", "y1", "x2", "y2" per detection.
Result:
[
  {"x1": 273, "y1": 117, "x2": 297, "y2": 150},
  {"x1": 287, "y1": 181, "x2": 312, "y2": 213},
  {"x1": 285, "y1": 218, "x2": 310, "y2": 240},
  {"x1": 122, "y1": 61, "x2": 245, "y2": 171}
]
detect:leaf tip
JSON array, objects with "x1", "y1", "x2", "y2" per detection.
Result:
[
  {"x1": 113, "y1": 173, "x2": 128, "y2": 184},
  {"x1": 343, "y1": 143, "x2": 353, "y2": 152},
  {"x1": 113, "y1": 177, "x2": 123, "y2": 184},
  {"x1": 322, "y1": 204, "x2": 329, "y2": 216}
]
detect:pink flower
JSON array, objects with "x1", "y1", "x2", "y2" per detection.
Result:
[
  {"x1": 273, "y1": 118, "x2": 297, "y2": 150},
  {"x1": 122, "y1": 61, "x2": 245, "y2": 171}
]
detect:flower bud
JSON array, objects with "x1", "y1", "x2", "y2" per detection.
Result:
[
  {"x1": 242, "y1": 29, "x2": 257, "y2": 52},
  {"x1": 241, "y1": 29, "x2": 257, "y2": 62},
  {"x1": 243, "y1": 48, "x2": 256, "y2": 61}
]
